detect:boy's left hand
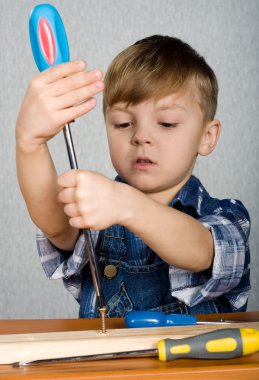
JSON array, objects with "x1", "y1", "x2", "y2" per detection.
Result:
[{"x1": 57, "y1": 170, "x2": 133, "y2": 230}]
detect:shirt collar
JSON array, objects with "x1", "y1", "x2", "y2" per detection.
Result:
[{"x1": 169, "y1": 175, "x2": 208, "y2": 210}]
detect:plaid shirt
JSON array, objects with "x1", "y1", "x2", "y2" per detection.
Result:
[{"x1": 37, "y1": 175, "x2": 251, "y2": 312}]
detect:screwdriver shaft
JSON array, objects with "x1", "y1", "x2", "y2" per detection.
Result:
[
  {"x1": 63, "y1": 124, "x2": 78, "y2": 169},
  {"x1": 13, "y1": 349, "x2": 158, "y2": 367},
  {"x1": 63, "y1": 123, "x2": 106, "y2": 333}
]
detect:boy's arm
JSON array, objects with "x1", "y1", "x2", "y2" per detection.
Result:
[
  {"x1": 16, "y1": 141, "x2": 78, "y2": 250},
  {"x1": 16, "y1": 60, "x2": 104, "y2": 250},
  {"x1": 125, "y1": 189, "x2": 214, "y2": 272},
  {"x1": 57, "y1": 171, "x2": 213, "y2": 272}
]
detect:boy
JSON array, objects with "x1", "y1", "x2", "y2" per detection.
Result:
[{"x1": 16, "y1": 35, "x2": 250, "y2": 317}]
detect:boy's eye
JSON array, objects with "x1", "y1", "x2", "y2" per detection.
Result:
[
  {"x1": 159, "y1": 122, "x2": 178, "y2": 128},
  {"x1": 114, "y1": 122, "x2": 132, "y2": 128}
]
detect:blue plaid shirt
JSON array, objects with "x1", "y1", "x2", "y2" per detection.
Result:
[{"x1": 37, "y1": 175, "x2": 251, "y2": 312}]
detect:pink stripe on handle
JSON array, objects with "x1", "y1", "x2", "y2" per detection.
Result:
[{"x1": 38, "y1": 17, "x2": 56, "y2": 65}]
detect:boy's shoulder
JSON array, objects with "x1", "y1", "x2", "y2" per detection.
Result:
[{"x1": 172, "y1": 175, "x2": 250, "y2": 222}]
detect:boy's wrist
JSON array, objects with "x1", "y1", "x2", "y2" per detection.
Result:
[
  {"x1": 118, "y1": 183, "x2": 148, "y2": 230},
  {"x1": 16, "y1": 135, "x2": 48, "y2": 155}
]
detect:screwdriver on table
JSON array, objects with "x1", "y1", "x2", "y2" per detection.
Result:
[
  {"x1": 124, "y1": 310, "x2": 232, "y2": 328},
  {"x1": 14, "y1": 328, "x2": 259, "y2": 366},
  {"x1": 29, "y1": 4, "x2": 107, "y2": 332}
]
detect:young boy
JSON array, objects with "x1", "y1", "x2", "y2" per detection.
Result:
[{"x1": 16, "y1": 35, "x2": 250, "y2": 318}]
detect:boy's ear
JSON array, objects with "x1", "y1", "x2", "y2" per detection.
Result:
[{"x1": 198, "y1": 119, "x2": 221, "y2": 156}]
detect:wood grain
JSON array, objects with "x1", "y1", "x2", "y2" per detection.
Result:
[{"x1": 1, "y1": 321, "x2": 259, "y2": 364}]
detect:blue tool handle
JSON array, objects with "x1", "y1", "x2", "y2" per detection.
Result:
[
  {"x1": 125, "y1": 310, "x2": 197, "y2": 328},
  {"x1": 29, "y1": 3, "x2": 69, "y2": 71}
]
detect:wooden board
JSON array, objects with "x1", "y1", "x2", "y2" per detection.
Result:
[{"x1": 1, "y1": 322, "x2": 259, "y2": 364}]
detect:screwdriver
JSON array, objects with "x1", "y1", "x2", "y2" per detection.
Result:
[
  {"x1": 158, "y1": 327, "x2": 259, "y2": 361},
  {"x1": 124, "y1": 310, "x2": 236, "y2": 328},
  {"x1": 13, "y1": 328, "x2": 259, "y2": 366},
  {"x1": 29, "y1": 4, "x2": 106, "y2": 332}
]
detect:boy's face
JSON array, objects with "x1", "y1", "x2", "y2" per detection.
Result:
[{"x1": 105, "y1": 92, "x2": 213, "y2": 204}]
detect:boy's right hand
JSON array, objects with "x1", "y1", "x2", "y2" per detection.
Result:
[{"x1": 16, "y1": 60, "x2": 104, "y2": 150}]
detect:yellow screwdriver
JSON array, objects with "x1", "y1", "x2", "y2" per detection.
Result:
[
  {"x1": 14, "y1": 328, "x2": 259, "y2": 367},
  {"x1": 158, "y1": 327, "x2": 259, "y2": 361}
]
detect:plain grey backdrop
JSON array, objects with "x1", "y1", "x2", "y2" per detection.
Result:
[{"x1": 0, "y1": 0, "x2": 258, "y2": 318}]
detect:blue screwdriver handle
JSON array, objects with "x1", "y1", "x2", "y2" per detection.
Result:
[
  {"x1": 29, "y1": 3, "x2": 77, "y2": 169},
  {"x1": 29, "y1": 4, "x2": 107, "y2": 327},
  {"x1": 125, "y1": 310, "x2": 197, "y2": 328},
  {"x1": 29, "y1": 4, "x2": 69, "y2": 71}
]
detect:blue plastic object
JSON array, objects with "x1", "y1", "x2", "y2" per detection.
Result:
[
  {"x1": 29, "y1": 4, "x2": 69, "y2": 72},
  {"x1": 125, "y1": 310, "x2": 197, "y2": 328}
]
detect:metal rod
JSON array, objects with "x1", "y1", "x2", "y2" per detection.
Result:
[
  {"x1": 63, "y1": 124, "x2": 78, "y2": 170},
  {"x1": 62, "y1": 123, "x2": 106, "y2": 332},
  {"x1": 13, "y1": 349, "x2": 158, "y2": 367}
]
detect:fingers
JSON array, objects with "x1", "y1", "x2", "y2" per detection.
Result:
[
  {"x1": 54, "y1": 79, "x2": 104, "y2": 110},
  {"x1": 28, "y1": 60, "x2": 104, "y2": 130},
  {"x1": 64, "y1": 203, "x2": 80, "y2": 218},
  {"x1": 47, "y1": 64, "x2": 104, "y2": 119},
  {"x1": 56, "y1": 99, "x2": 95, "y2": 127},
  {"x1": 58, "y1": 170, "x2": 78, "y2": 188},
  {"x1": 58, "y1": 186, "x2": 76, "y2": 204},
  {"x1": 40, "y1": 60, "x2": 86, "y2": 84},
  {"x1": 58, "y1": 170, "x2": 98, "y2": 229},
  {"x1": 68, "y1": 216, "x2": 85, "y2": 229},
  {"x1": 58, "y1": 170, "x2": 88, "y2": 208},
  {"x1": 58, "y1": 172, "x2": 81, "y2": 219},
  {"x1": 50, "y1": 69, "x2": 103, "y2": 97}
]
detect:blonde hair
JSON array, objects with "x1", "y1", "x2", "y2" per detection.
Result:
[{"x1": 103, "y1": 35, "x2": 218, "y2": 122}]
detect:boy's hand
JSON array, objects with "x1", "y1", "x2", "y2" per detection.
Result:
[
  {"x1": 16, "y1": 60, "x2": 104, "y2": 150},
  {"x1": 57, "y1": 170, "x2": 134, "y2": 230}
]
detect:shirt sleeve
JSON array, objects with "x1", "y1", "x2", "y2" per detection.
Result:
[
  {"x1": 169, "y1": 199, "x2": 251, "y2": 307},
  {"x1": 36, "y1": 229, "x2": 99, "y2": 302}
]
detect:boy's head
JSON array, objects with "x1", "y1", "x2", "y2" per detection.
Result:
[
  {"x1": 103, "y1": 35, "x2": 221, "y2": 202},
  {"x1": 103, "y1": 35, "x2": 218, "y2": 123}
]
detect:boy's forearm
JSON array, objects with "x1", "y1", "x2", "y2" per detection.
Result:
[
  {"x1": 16, "y1": 141, "x2": 78, "y2": 251},
  {"x1": 123, "y1": 187, "x2": 214, "y2": 272}
]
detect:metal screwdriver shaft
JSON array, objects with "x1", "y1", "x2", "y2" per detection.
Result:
[
  {"x1": 63, "y1": 123, "x2": 107, "y2": 334},
  {"x1": 63, "y1": 124, "x2": 78, "y2": 169}
]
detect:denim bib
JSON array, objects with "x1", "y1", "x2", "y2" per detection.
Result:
[{"x1": 79, "y1": 225, "x2": 220, "y2": 318}]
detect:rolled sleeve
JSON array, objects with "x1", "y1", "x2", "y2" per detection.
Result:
[
  {"x1": 201, "y1": 217, "x2": 247, "y2": 287},
  {"x1": 36, "y1": 229, "x2": 100, "y2": 302},
  {"x1": 170, "y1": 199, "x2": 250, "y2": 307},
  {"x1": 36, "y1": 230, "x2": 88, "y2": 279}
]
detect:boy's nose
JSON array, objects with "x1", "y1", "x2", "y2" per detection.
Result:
[{"x1": 131, "y1": 126, "x2": 153, "y2": 146}]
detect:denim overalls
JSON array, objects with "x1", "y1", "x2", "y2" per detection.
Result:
[{"x1": 79, "y1": 224, "x2": 221, "y2": 318}]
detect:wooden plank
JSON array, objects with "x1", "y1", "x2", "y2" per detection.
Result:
[{"x1": 1, "y1": 322, "x2": 259, "y2": 364}]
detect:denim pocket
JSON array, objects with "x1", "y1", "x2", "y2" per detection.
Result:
[
  {"x1": 150, "y1": 298, "x2": 219, "y2": 315},
  {"x1": 106, "y1": 282, "x2": 133, "y2": 317},
  {"x1": 151, "y1": 300, "x2": 185, "y2": 314}
]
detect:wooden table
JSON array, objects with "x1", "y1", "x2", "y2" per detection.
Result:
[{"x1": 0, "y1": 312, "x2": 259, "y2": 379}]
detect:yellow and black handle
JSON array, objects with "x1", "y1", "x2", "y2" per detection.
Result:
[{"x1": 158, "y1": 328, "x2": 259, "y2": 361}]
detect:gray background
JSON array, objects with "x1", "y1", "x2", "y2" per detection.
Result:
[{"x1": 0, "y1": 0, "x2": 258, "y2": 318}]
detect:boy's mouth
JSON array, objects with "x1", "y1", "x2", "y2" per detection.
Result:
[
  {"x1": 133, "y1": 156, "x2": 155, "y2": 169},
  {"x1": 137, "y1": 158, "x2": 153, "y2": 163}
]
